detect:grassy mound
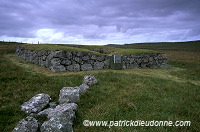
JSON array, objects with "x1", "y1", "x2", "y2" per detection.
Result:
[{"x1": 20, "y1": 44, "x2": 159, "y2": 56}]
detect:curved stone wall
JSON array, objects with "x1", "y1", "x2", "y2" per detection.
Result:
[{"x1": 16, "y1": 46, "x2": 168, "y2": 72}]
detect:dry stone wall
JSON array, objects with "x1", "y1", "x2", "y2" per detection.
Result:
[
  {"x1": 123, "y1": 54, "x2": 168, "y2": 69},
  {"x1": 16, "y1": 46, "x2": 168, "y2": 72}
]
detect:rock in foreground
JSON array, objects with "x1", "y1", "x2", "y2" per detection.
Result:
[
  {"x1": 21, "y1": 93, "x2": 51, "y2": 113},
  {"x1": 13, "y1": 116, "x2": 39, "y2": 132}
]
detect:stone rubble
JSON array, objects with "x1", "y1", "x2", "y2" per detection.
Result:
[{"x1": 13, "y1": 75, "x2": 98, "y2": 132}]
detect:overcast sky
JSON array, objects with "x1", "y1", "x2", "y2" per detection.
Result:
[{"x1": 0, "y1": 0, "x2": 200, "y2": 44}]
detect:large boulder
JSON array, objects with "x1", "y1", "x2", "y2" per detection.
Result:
[
  {"x1": 81, "y1": 64, "x2": 93, "y2": 71},
  {"x1": 59, "y1": 87, "x2": 80, "y2": 104},
  {"x1": 21, "y1": 93, "x2": 51, "y2": 113},
  {"x1": 83, "y1": 75, "x2": 98, "y2": 86},
  {"x1": 13, "y1": 116, "x2": 39, "y2": 132}
]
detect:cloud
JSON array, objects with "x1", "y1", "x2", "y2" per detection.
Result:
[{"x1": 0, "y1": 0, "x2": 200, "y2": 44}]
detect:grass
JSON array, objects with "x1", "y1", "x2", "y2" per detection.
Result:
[
  {"x1": 20, "y1": 43, "x2": 159, "y2": 56},
  {"x1": 0, "y1": 41, "x2": 200, "y2": 132}
]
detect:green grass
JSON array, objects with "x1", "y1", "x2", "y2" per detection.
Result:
[
  {"x1": 112, "y1": 48, "x2": 158, "y2": 56},
  {"x1": 0, "y1": 41, "x2": 200, "y2": 132},
  {"x1": 20, "y1": 43, "x2": 159, "y2": 56}
]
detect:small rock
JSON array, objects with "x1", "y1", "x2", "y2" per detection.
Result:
[
  {"x1": 61, "y1": 59, "x2": 71, "y2": 65},
  {"x1": 81, "y1": 64, "x2": 93, "y2": 71},
  {"x1": 79, "y1": 84, "x2": 89, "y2": 93},
  {"x1": 83, "y1": 75, "x2": 98, "y2": 86},
  {"x1": 51, "y1": 58, "x2": 61, "y2": 66}
]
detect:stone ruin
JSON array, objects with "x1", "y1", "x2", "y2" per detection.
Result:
[
  {"x1": 15, "y1": 46, "x2": 168, "y2": 72},
  {"x1": 13, "y1": 75, "x2": 98, "y2": 132}
]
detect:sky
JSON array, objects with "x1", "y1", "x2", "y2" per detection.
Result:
[{"x1": 0, "y1": 0, "x2": 200, "y2": 45}]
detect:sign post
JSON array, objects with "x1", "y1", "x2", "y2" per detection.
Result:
[{"x1": 110, "y1": 55, "x2": 123, "y2": 69}]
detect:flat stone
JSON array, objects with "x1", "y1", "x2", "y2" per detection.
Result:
[
  {"x1": 49, "y1": 65, "x2": 66, "y2": 72},
  {"x1": 97, "y1": 56, "x2": 105, "y2": 61},
  {"x1": 51, "y1": 50, "x2": 66, "y2": 58},
  {"x1": 94, "y1": 62, "x2": 104, "y2": 70},
  {"x1": 81, "y1": 64, "x2": 93, "y2": 71},
  {"x1": 59, "y1": 87, "x2": 80, "y2": 104},
  {"x1": 21, "y1": 93, "x2": 51, "y2": 113},
  {"x1": 67, "y1": 64, "x2": 80, "y2": 71},
  {"x1": 47, "y1": 103, "x2": 78, "y2": 120}
]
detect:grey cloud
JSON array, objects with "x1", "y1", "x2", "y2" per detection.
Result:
[{"x1": 0, "y1": 0, "x2": 200, "y2": 43}]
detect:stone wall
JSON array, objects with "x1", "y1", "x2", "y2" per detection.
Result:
[
  {"x1": 123, "y1": 54, "x2": 168, "y2": 69},
  {"x1": 16, "y1": 46, "x2": 168, "y2": 72}
]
